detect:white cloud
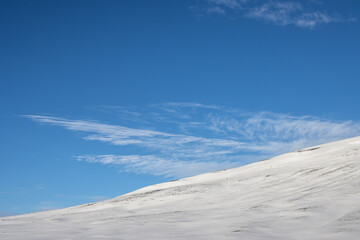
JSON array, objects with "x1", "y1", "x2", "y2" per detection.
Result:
[
  {"x1": 196, "y1": 0, "x2": 249, "y2": 15},
  {"x1": 209, "y1": 111, "x2": 358, "y2": 143},
  {"x1": 25, "y1": 114, "x2": 247, "y2": 158},
  {"x1": 246, "y1": 1, "x2": 341, "y2": 28},
  {"x1": 77, "y1": 155, "x2": 237, "y2": 179},
  {"x1": 207, "y1": 0, "x2": 249, "y2": 10},
  {"x1": 25, "y1": 105, "x2": 360, "y2": 178},
  {"x1": 198, "y1": 0, "x2": 354, "y2": 29}
]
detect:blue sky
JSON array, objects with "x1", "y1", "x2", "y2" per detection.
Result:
[{"x1": 1, "y1": 0, "x2": 360, "y2": 216}]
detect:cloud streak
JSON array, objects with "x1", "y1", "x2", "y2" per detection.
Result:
[
  {"x1": 77, "y1": 154, "x2": 237, "y2": 179},
  {"x1": 245, "y1": 1, "x2": 342, "y2": 29},
  {"x1": 25, "y1": 104, "x2": 360, "y2": 178},
  {"x1": 198, "y1": 0, "x2": 355, "y2": 29},
  {"x1": 204, "y1": 0, "x2": 248, "y2": 14}
]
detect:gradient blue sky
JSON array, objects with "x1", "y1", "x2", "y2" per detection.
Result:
[{"x1": 1, "y1": 0, "x2": 360, "y2": 216}]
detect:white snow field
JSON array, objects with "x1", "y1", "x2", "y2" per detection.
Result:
[{"x1": 1, "y1": 137, "x2": 360, "y2": 240}]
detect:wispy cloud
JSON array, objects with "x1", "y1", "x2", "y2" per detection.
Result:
[
  {"x1": 25, "y1": 104, "x2": 360, "y2": 178},
  {"x1": 204, "y1": 0, "x2": 248, "y2": 14},
  {"x1": 196, "y1": 0, "x2": 355, "y2": 29},
  {"x1": 77, "y1": 155, "x2": 237, "y2": 179},
  {"x1": 245, "y1": 1, "x2": 343, "y2": 29}
]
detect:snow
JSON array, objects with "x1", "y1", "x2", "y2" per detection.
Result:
[{"x1": 1, "y1": 136, "x2": 360, "y2": 239}]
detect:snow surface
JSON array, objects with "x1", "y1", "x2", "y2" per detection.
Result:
[{"x1": 1, "y1": 136, "x2": 360, "y2": 239}]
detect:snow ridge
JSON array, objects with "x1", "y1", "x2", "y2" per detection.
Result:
[{"x1": 1, "y1": 136, "x2": 360, "y2": 239}]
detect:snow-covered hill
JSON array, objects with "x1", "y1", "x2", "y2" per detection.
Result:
[{"x1": 1, "y1": 137, "x2": 360, "y2": 239}]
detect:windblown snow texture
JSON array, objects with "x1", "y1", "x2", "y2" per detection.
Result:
[{"x1": 1, "y1": 137, "x2": 360, "y2": 239}]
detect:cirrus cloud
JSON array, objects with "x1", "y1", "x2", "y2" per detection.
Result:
[
  {"x1": 196, "y1": 0, "x2": 356, "y2": 29},
  {"x1": 25, "y1": 103, "x2": 360, "y2": 178}
]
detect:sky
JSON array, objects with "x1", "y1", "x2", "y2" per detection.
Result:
[{"x1": 1, "y1": 0, "x2": 360, "y2": 216}]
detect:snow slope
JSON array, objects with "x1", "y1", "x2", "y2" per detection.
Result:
[{"x1": 1, "y1": 136, "x2": 360, "y2": 240}]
